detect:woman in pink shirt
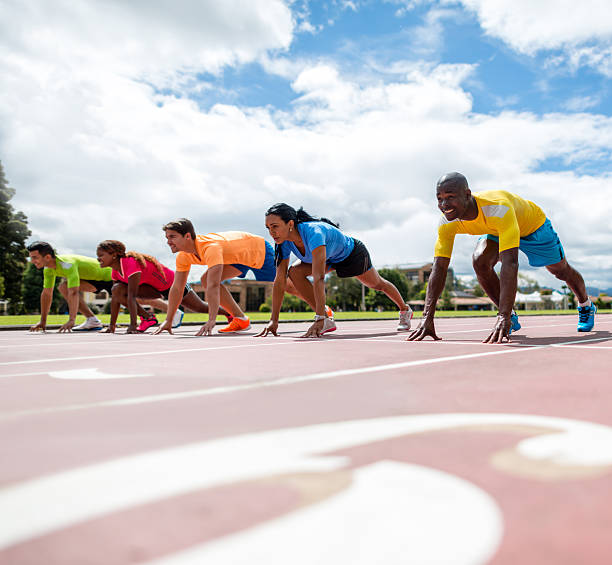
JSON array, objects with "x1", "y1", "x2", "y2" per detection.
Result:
[{"x1": 96, "y1": 240, "x2": 232, "y2": 333}]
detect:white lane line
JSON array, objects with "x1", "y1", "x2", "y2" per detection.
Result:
[
  {"x1": 0, "y1": 371, "x2": 54, "y2": 379},
  {"x1": 0, "y1": 340, "x2": 313, "y2": 367},
  {"x1": 1, "y1": 347, "x2": 540, "y2": 419}
]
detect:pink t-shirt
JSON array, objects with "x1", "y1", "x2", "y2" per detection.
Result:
[{"x1": 112, "y1": 257, "x2": 174, "y2": 291}]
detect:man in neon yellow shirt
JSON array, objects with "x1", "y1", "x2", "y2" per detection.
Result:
[
  {"x1": 408, "y1": 172, "x2": 595, "y2": 343},
  {"x1": 27, "y1": 241, "x2": 113, "y2": 332}
]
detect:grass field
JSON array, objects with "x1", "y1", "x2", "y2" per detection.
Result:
[{"x1": 1, "y1": 309, "x2": 609, "y2": 327}]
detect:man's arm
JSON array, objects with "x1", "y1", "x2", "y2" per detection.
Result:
[
  {"x1": 153, "y1": 271, "x2": 188, "y2": 335},
  {"x1": 195, "y1": 264, "x2": 223, "y2": 336},
  {"x1": 59, "y1": 286, "x2": 80, "y2": 332},
  {"x1": 406, "y1": 256, "x2": 450, "y2": 341},
  {"x1": 255, "y1": 258, "x2": 289, "y2": 337},
  {"x1": 302, "y1": 246, "x2": 327, "y2": 338},
  {"x1": 483, "y1": 247, "x2": 518, "y2": 344},
  {"x1": 30, "y1": 287, "x2": 53, "y2": 332}
]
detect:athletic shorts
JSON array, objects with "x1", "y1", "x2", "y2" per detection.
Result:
[
  {"x1": 82, "y1": 279, "x2": 114, "y2": 294},
  {"x1": 232, "y1": 241, "x2": 276, "y2": 282},
  {"x1": 330, "y1": 238, "x2": 373, "y2": 278},
  {"x1": 160, "y1": 283, "x2": 192, "y2": 300},
  {"x1": 482, "y1": 218, "x2": 565, "y2": 267}
]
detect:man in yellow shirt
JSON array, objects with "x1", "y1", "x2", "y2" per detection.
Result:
[
  {"x1": 154, "y1": 218, "x2": 306, "y2": 336},
  {"x1": 408, "y1": 172, "x2": 595, "y2": 343}
]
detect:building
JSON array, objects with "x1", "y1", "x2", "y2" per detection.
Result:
[{"x1": 389, "y1": 263, "x2": 454, "y2": 286}]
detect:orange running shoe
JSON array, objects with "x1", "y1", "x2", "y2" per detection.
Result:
[
  {"x1": 325, "y1": 305, "x2": 334, "y2": 319},
  {"x1": 218, "y1": 316, "x2": 252, "y2": 333}
]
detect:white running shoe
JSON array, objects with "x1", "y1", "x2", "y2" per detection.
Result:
[
  {"x1": 73, "y1": 317, "x2": 103, "y2": 332},
  {"x1": 321, "y1": 317, "x2": 337, "y2": 335},
  {"x1": 397, "y1": 307, "x2": 413, "y2": 331},
  {"x1": 172, "y1": 308, "x2": 184, "y2": 329}
]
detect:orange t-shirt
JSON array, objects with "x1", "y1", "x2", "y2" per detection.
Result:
[{"x1": 175, "y1": 232, "x2": 266, "y2": 273}]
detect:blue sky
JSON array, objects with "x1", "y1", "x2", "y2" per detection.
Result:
[{"x1": 1, "y1": 0, "x2": 611, "y2": 289}]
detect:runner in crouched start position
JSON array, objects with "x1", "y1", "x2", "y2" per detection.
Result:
[
  {"x1": 27, "y1": 241, "x2": 113, "y2": 332},
  {"x1": 256, "y1": 203, "x2": 413, "y2": 338},
  {"x1": 96, "y1": 240, "x2": 232, "y2": 334},
  {"x1": 154, "y1": 218, "x2": 306, "y2": 336},
  {"x1": 407, "y1": 172, "x2": 596, "y2": 344}
]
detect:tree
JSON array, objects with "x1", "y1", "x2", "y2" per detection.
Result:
[
  {"x1": 365, "y1": 268, "x2": 409, "y2": 311},
  {"x1": 326, "y1": 273, "x2": 363, "y2": 311},
  {"x1": 21, "y1": 262, "x2": 63, "y2": 314},
  {"x1": 0, "y1": 161, "x2": 31, "y2": 311}
]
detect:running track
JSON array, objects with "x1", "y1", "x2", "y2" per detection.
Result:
[{"x1": 1, "y1": 314, "x2": 611, "y2": 565}]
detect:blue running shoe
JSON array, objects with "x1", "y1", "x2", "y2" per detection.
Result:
[
  {"x1": 577, "y1": 303, "x2": 596, "y2": 332},
  {"x1": 509, "y1": 312, "x2": 521, "y2": 335}
]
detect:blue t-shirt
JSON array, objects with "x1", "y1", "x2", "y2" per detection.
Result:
[{"x1": 280, "y1": 221, "x2": 355, "y2": 264}]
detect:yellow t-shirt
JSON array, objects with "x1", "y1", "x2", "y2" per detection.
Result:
[
  {"x1": 434, "y1": 190, "x2": 546, "y2": 257},
  {"x1": 175, "y1": 232, "x2": 266, "y2": 272}
]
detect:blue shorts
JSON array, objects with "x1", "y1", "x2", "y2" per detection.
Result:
[
  {"x1": 482, "y1": 218, "x2": 565, "y2": 267},
  {"x1": 232, "y1": 241, "x2": 276, "y2": 282}
]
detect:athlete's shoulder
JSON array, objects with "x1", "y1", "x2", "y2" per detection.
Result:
[
  {"x1": 437, "y1": 215, "x2": 459, "y2": 229},
  {"x1": 474, "y1": 190, "x2": 515, "y2": 219}
]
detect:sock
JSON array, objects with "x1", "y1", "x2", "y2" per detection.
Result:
[
  {"x1": 578, "y1": 299, "x2": 591, "y2": 308},
  {"x1": 237, "y1": 315, "x2": 248, "y2": 321}
]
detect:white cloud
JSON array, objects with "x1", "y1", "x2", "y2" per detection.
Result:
[
  {"x1": 454, "y1": 0, "x2": 612, "y2": 53},
  {"x1": 445, "y1": 0, "x2": 612, "y2": 76},
  {"x1": 2, "y1": 0, "x2": 612, "y2": 292},
  {"x1": 563, "y1": 95, "x2": 602, "y2": 112}
]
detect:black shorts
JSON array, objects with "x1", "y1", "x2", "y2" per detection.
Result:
[
  {"x1": 330, "y1": 239, "x2": 372, "y2": 278},
  {"x1": 82, "y1": 279, "x2": 114, "y2": 294},
  {"x1": 160, "y1": 283, "x2": 192, "y2": 300}
]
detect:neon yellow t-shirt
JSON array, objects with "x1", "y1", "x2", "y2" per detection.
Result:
[
  {"x1": 434, "y1": 190, "x2": 546, "y2": 258},
  {"x1": 43, "y1": 254, "x2": 112, "y2": 289}
]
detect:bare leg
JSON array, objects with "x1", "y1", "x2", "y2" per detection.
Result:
[
  {"x1": 201, "y1": 266, "x2": 246, "y2": 318},
  {"x1": 180, "y1": 289, "x2": 232, "y2": 317},
  {"x1": 139, "y1": 298, "x2": 168, "y2": 312},
  {"x1": 355, "y1": 267, "x2": 408, "y2": 311},
  {"x1": 472, "y1": 238, "x2": 501, "y2": 307},
  {"x1": 546, "y1": 259, "x2": 588, "y2": 303},
  {"x1": 58, "y1": 281, "x2": 97, "y2": 318},
  {"x1": 287, "y1": 262, "x2": 316, "y2": 309},
  {"x1": 112, "y1": 283, "x2": 155, "y2": 318}
]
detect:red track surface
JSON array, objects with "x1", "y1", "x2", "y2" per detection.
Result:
[{"x1": 1, "y1": 314, "x2": 611, "y2": 565}]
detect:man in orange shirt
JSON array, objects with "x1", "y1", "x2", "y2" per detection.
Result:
[{"x1": 154, "y1": 218, "x2": 306, "y2": 336}]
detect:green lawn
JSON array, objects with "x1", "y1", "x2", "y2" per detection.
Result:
[{"x1": 2, "y1": 309, "x2": 608, "y2": 327}]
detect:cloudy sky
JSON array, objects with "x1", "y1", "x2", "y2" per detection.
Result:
[{"x1": 1, "y1": 0, "x2": 611, "y2": 289}]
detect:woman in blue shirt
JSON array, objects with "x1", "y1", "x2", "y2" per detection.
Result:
[{"x1": 256, "y1": 203, "x2": 413, "y2": 338}]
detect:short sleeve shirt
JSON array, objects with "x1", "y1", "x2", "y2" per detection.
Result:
[
  {"x1": 112, "y1": 257, "x2": 174, "y2": 292},
  {"x1": 43, "y1": 254, "x2": 112, "y2": 289},
  {"x1": 279, "y1": 222, "x2": 355, "y2": 264},
  {"x1": 175, "y1": 232, "x2": 266, "y2": 273},
  {"x1": 434, "y1": 190, "x2": 547, "y2": 258}
]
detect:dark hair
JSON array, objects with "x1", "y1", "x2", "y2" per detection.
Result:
[
  {"x1": 162, "y1": 218, "x2": 196, "y2": 239},
  {"x1": 27, "y1": 241, "x2": 56, "y2": 258},
  {"x1": 265, "y1": 203, "x2": 339, "y2": 266},
  {"x1": 97, "y1": 240, "x2": 167, "y2": 279},
  {"x1": 436, "y1": 172, "x2": 469, "y2": 191}
]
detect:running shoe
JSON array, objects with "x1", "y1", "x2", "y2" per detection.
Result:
[
  {"x1": 218, "y1": 316, "x2": 251, "y2": 333},
  {"x1": 137, "y1": 315, "x2": 159, "y2": 333},
  {"x1": 171, "y1": 308, "x2": 184, "y2": 329},
  {"x1": 321, "y1": 317, "x2": 337, "y2": 335},
  {"x1": 509, "y1": 312, "x2": 521, "y2": 335},
  {"x1": 73, "y1": 317, "x2": 103, "y2": 332},
  {"x1": 325, "y1": 305, "x2": 334, "y2": 319},
  {"x1": 397, "y1": 307, "x2": 413, "y2": 331},
  {"x1": 577, "y1": 303, "x2": 597, "y2": 332}
]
